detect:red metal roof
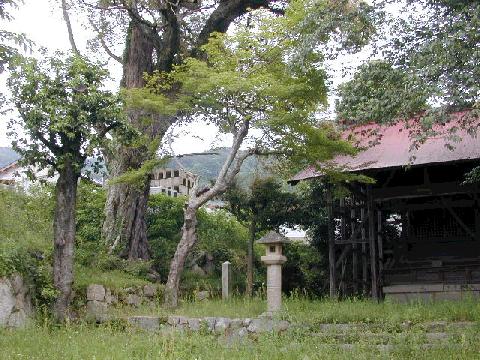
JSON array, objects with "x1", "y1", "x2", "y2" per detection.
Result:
[{"x1": 291, "y1": 112, "x2": 480, "y2": 182}]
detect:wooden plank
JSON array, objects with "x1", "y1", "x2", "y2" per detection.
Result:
[{"x1": 361, "y1": 203, "x2": 367, "y2": 294}]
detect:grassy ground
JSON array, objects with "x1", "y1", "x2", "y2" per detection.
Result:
[
  {"x1": 107, "y1": 296, "x2": 480, "y2": 324},
  {"x1": 2, "y1": 298, "x2": 480, "y2": 359}
]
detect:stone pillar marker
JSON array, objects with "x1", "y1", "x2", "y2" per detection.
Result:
[
  {"x1": 222, "y1": 261, "x2": 231, "y2": 300},
  {"x1": 257, "y1": 231, "x2": 290, "y2": 313}
]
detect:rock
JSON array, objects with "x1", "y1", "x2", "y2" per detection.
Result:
[
  {"x1": 0, "y1": 280, "x2": 15, "y2": 326},
  {"x1": 146, "y1": 270, "x2": 161, "y2": 282},
  {"x1": 192, "y1": 264, "x2": 206, "y2": 277},
  {"x1": 215, "y1": 317, "x2": 231, "y2": 334},
  {"x1": 143, "y1": 285, "x2": 156, "y2": 298},
  {"x1": 7, "y1": 309, "x2": 27, "y2": 328},
  {"x1": 222, "y1": 327, "x2": 250, "y2": 347},
  {"x1": 9, "y1": 274, "x2": 25, "y2": 295},
  {"x1": 128, "y1": 316, "x2": 160, "y2": 331},
  {"x1": 196, "y1": 290, "x2": 209, "y2": 301},
  {"x1": 230, "y1": 318, "x2": 244, "y2": 330},
  {"x1": 188, "y1": 318, "x2": 201, "y2": 331},
  {"x1": 247, "y1": 318, "x2": 273, "y2": 333},
  {"x1": 105, "y1": 289, "x2": 118, "y2": 305},
  {"x1": 247, "y1": 317, "x2": 290, "y2": 333},
  {"x1": 167, "y1": 315, "x2": 180, "y2": 326},
  {"x1": 124, "y1": 287, "x2": 137, "y2": 294},
  {"x1": 426, "y1": 332, "x2": 449, "y2": 342},
  {"x1": 87, "y1": 284, "x2": 106, "y2": 302},
  {"x1": 87, "y1": 300, "x2": 108, "y2": 323},
  {"x1": 243, "y1": 318, "x2": 252, "y2": 327},
  {"x1": 203, "y1": 317, "x2": 217, "y2": 332},
  {"x1": 126, "y1": 294, "x2": 141, "y2": 307}
]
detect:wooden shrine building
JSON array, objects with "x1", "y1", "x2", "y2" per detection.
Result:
[{"x1": 291, "y1": 113, "x2": 480, "y2": 301}]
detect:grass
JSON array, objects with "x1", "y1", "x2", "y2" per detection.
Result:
[
  {"x1": 74, "y1": 265, "x2": 151, "y2": 291},
  {"x1": 2, "y1": 297, "x2": 480, "y2": 359},
  {"x1": 109, "y1": 296, "x2": 480, "y2": 324},
  {"x1": 0, "y1": 319, "x2": 479, "y2": 359}
]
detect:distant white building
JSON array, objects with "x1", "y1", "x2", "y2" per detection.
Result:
[
  {"x1": 0, "y1": 161, "x2": 56, "y2": 190},
  {"x1": 150, "y1": 167, "x2": 196, "y2": 198}
]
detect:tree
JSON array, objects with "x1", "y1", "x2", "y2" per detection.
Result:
[
  {"x1": 62, "y1": 0, "x2": 288, "y2": 260},
  {"x1": 225, "y1": 177, "x2": 300, "y2": 296},
  {"x1": 335, "y1": 60, "x2": 428, "y2": 125},
  {"x1": 7, "y1": 54, "x2": 125, "y2": 320},
  {"x1": 159, "y1": 6, "x2": 358, "y2": 304}
]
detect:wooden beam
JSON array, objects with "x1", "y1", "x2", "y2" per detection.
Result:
[
  {"x1": 361, "y1": 203, "x2": 367, "y2": 295},
  {"x1": 372, "y1": 181, "x2": 479, "y2": 201},
  {"x1": 441, "y1": 198, "x2": 477, "y2": 240},
  {"x1": 377, "y1": 209, "x2": 383, "y2": 298}
]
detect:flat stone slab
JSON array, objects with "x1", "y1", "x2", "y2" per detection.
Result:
[{"x1": 128, "y1": 316, "x2": 160, "y2": 331}]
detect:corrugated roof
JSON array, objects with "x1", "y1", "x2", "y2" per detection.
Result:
[{"x1": 291, "y1": 112, "x2": 480, "y2": 182}]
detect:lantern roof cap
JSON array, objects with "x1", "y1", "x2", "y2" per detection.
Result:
[{"x1": 256, "y1": 231, "x2": 291, "y2": 245}]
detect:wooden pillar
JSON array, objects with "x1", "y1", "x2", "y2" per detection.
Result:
[
  {"x1": 377, "y1": 209, "x2": 383, "y2": 298},
  {"x1": 351, "y1": 198, "x2": 358, "y2": 294},
  {"x1": 367, "y1": 186, "x2": 379, "y2": 301},
  {"x1": 327, "y1": 188, "x2": 337, "y2": 299},
  {"x1": 361, "y1": 205, "x2": 367, "y2": 294},
  {"x1": 340, "y1": 198, "x2": 346, "y2": 296}
]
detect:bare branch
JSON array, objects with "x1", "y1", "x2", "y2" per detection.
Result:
[
  {"x1": 88, "y1": 18, "x2": 123, "y2": 64},
  {"x1": 61, "y1": 0, "x2": 81, "y2": 56}
]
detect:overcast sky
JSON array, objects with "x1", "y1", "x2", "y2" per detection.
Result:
[{"x1": 0, "y1": 0, "x2": 374, "y2": 154}]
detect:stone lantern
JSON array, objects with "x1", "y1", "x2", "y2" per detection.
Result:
[{"x1": 257, "y1": 231, "x2": 290, "y2": 313}]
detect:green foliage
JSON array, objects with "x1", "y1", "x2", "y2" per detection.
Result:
[
  {"x1": 283, "y1": 241, "x2": 326, "y2": 297},
  {"x1": 378, "y1": 0, "x2": 480, "y2": 109},
  {"x1": 76, "y1": 181, "x2": 106, "y2": 244},
  {"x1": 336, "y1": 60, "x2": 428, "y2": 125},
  {"x1": 7, "y1": 53, "x2": 126, "y2": 175}
]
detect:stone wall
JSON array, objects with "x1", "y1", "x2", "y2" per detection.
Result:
[
  {"x1": 0, "y1": 274, "x2": 32, "y2": 328},
  {"x1": 86, "y1": 283, "x2": 158, "y2": 322}
]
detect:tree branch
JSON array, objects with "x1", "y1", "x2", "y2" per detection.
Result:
[
  {"x1": 61, "y1": 0, "x2": 81, "y2": 56},
  {"x1": 88, "y1": 18, "x2": 123, "y2": 64}
]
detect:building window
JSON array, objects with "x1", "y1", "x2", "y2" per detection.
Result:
[
  {"x1": 166, "y1": 171, "x2": 171, "y2": 178},
  {"x1": 161, "y1": 189, "x2": 165, "y2": 193},
  {"x1": 173, "y1": 192, "x2": 177, "y2": 197},
  {"x1": 174, "y1": 186, "x2": 179, "y2": 192},
  {"x1": 269, "y1": 246, "x2": 276, "y2": 253},
  {"x1": 167, "y1": 190, "x2": 171, "y2": 196},
  {"x1": 159, "y1": 173, "x2": 164, "y2": 179},
  {"x1": 182, "y1": 178, "x2": 186, "y2": 186},
  {"x1": 174, "y1": 170, "x2": 179, "y2": 177}
]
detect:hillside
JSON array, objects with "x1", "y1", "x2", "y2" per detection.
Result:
[{"x1": 168, "y1": 148, "x2": 274, "y2": 188}]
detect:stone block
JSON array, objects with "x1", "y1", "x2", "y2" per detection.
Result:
[
  {"x1": 126, "y1": 294, "x2": 141, "y2": 307},
  {"x1": 188, "y1": 318, "x2": 201, "y2": 331},
  {"x1": 242, "y1": 318, "x2": 252, "y2": 327},
  {"x1": 9, "y1": 274, "x2": 25, "y2": 295},
  {"x1": 87, "y1": 284, "x2": 106, "y2": 302},
  {"x1": 128, "y1": 316, "x2": 160, "y2": 331},
  {"x1": 272, "y1": 320, "x2": 289, "y2": 332},
  {"x1": 105, "y1": 289, "x2": 118, "y2": 305},
  {"x1": 87, "y1": 300, "x2": 108, "y2": 323},
  {"x1": 143, "y1": 285, "x2": 156, "y2": 298},
  {"x1": 0, "y1": 280, "x2": 15, "y2": 326},
  {"x1": 215, "y1": 317, "x2": 231, "y2": 334},
  {"x1": 247, "y1": 318, "x2": 273, "y2": 333},
  {"x1": 203, "y1": 317, "x2": 216, "y2": 332},
  {"x1": 230, "y1": 318, "x2": 244, "y2": 330},
  {"x1": 7, "y1": 309, "x2": 27, "y2": 328},
  {"x1": 167, "y1": 315, "x2": 180, "y2": 326}
]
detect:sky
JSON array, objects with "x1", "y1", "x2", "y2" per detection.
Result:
[{"x1": 0, "y1": 0, "x2": 375, "y2": 154}]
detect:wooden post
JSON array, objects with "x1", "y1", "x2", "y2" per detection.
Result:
[
  {"x1": 327, "y1": 188, "x2": 337, "y2": 299},
  {"x1": 377, "y1": 209, "x2": 383, "y2": 298},
  {"x1": 351, "y1": 197, "x2": 358, "y2": 294},
  {"x1": 361, "y1": 205, "x2": 367, "y2": 295},
  {"x1": 367, "y1": 187, "x2": 379, "y2": 301},
  {"x1": 340, "y1": 198, "x2": 346, "y2": 296}
]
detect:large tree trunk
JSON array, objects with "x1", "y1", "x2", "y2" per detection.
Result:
[
  {"x1": 53, "y1": 161, "x2": 79, "y2": 321},
  {"x1": 164, "y1": 206, "x2": 199, "y2": 307},
  {"x1": 102, "y1": 21, "x2": 155, "y2": 259},
  {"x1": 246, "y1": 218, "x2": 256, "y2": 297}
]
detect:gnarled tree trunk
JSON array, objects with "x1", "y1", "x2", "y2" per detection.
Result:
[
  {"x1": 103, "y1": 21, "x2": 155, "y2": 259},
  {"x1": 53, "y1": 161, "x2": 79, "y2": 321}
]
